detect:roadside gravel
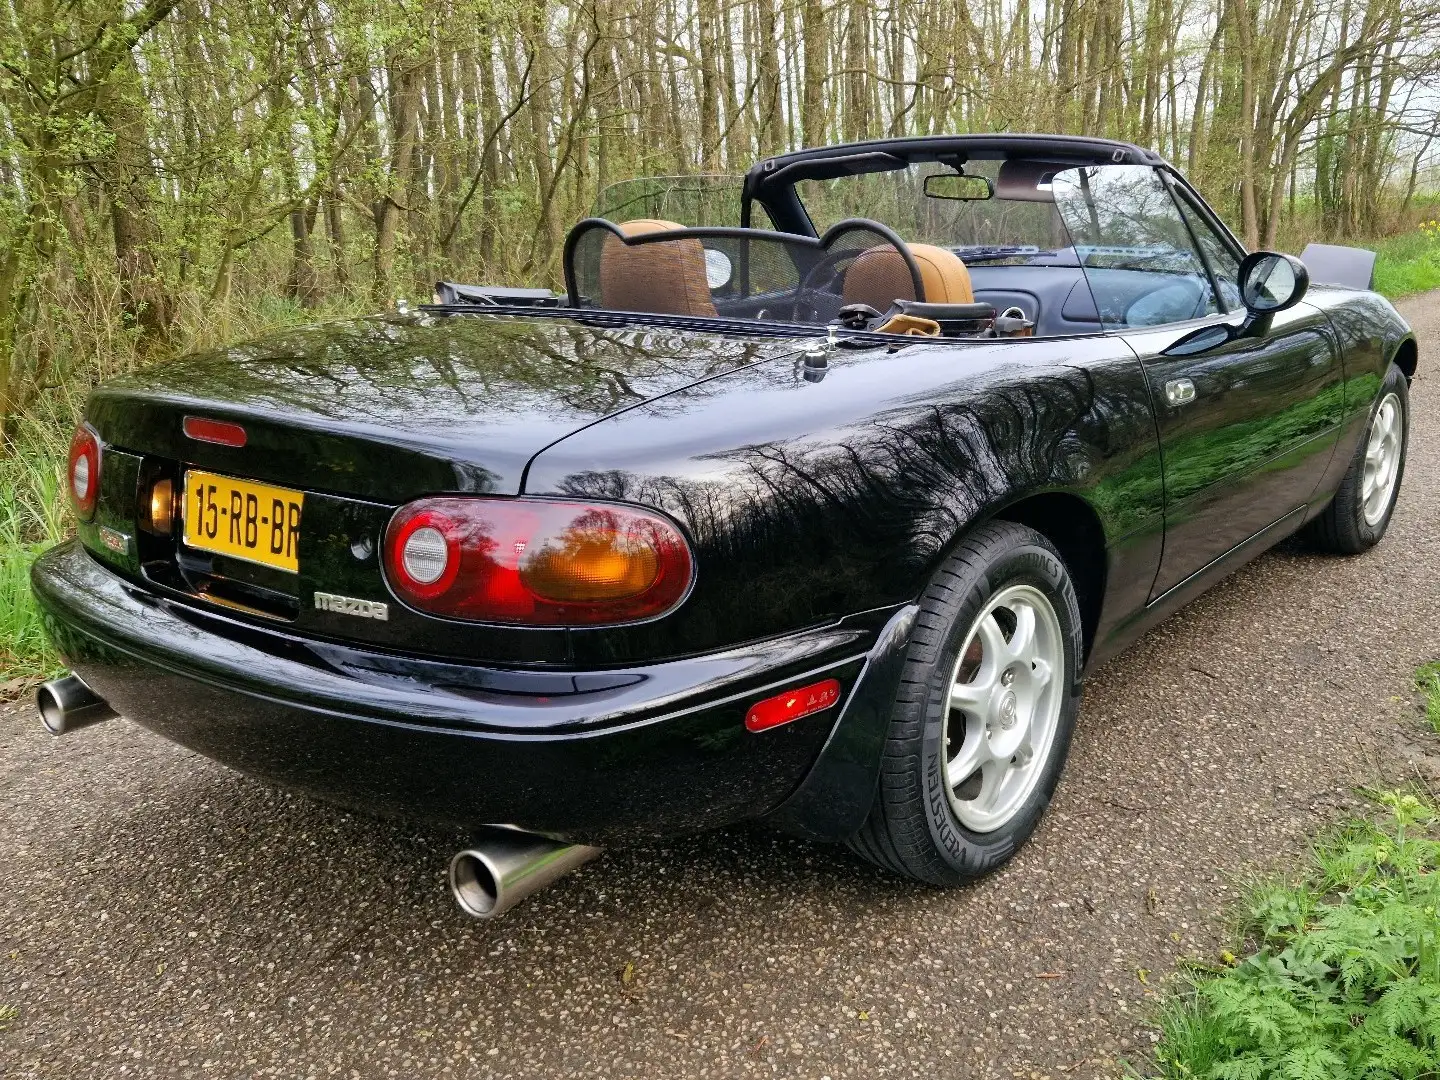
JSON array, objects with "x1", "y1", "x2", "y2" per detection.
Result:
[{"x1": 2, "y1": 292, "x2": 1437, "y2": 1080}]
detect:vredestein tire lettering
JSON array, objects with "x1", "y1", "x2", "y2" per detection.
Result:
[{"x1": 848, "y1": 522, "x2": 1083, "y2": 885}]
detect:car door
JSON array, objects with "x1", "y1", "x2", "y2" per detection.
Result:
[{"x1": 1052, "y1": 165, "x2": 1344, "y2": 600}]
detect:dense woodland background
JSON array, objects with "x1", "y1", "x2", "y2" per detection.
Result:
[
  {"x1": 2, "y1": 0, "x2": 1440, "y2": 436},
  {"x1": 2, "y1": 0, "x2": 1440, "y2": 679}
]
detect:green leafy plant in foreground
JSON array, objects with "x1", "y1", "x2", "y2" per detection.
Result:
[
  {"x1": 1415, "y1": 664, "x2": 1440, "y2": 736},
  {"x1": 1152, "y1": 792, "x2": 1440, "y2": 1080}
]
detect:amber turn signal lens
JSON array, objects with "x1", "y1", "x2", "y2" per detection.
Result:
[
  {"x1": 520, "y1": 528, "x2": 661, "y2": 602},
  {"x1": 144, "y1": 478, "x2": 175, "y2": 535}
]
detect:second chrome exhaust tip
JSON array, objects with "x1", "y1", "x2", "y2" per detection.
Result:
[
  {"x1": 449, "y1": 828, "x2": 600, "y2": 919},
  {"x1": 36, "y1": 673, "x2": 118, "y2": 736}
]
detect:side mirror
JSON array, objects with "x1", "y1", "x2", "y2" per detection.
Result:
[
  {"x1": 1161, "y1": 251, "x2": 1310, "y2": 357},
  {"x1": 1238, "y1": 251, "x2": 1308, "y2": 315}
]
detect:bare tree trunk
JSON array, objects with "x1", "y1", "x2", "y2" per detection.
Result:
[
  {"x1": 373, "y1": 47, "x2": 423, "y2": 305},
  {"x1": 98, "y1": 50, "x2": 175, "y2": 342},
  {"x1": 801, "y1": 0, "x2": 827, "y2": 146}
]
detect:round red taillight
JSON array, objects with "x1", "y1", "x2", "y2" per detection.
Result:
[
  {"x1": 383, "y1": 498, "x2": 694, "y2": 626},
  {"x1": 68, "y1": 425, "x2": 101, "y2": 520},
  {"x1": 388, "y1": 512, "x2": 461, "y2": 600}
]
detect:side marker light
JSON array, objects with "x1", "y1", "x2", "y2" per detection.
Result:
[{"x1": 744, "y1": 678, "x2": 843, "y2": 733}]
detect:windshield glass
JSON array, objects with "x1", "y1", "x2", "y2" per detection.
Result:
[
  {"x1": 794, "y1": 159, "x2": 1076, "y2": 264},
  {"x1": 592, "y1": 175, "x2": 743, "y2": 228},
  {"x1": 793, "y1": 158, "x2": 1233, "y2": 330}
]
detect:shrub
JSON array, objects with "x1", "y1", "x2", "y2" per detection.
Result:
[{"x1": 1152, "y1": 792, "x2": 1440, "y2": 1080}]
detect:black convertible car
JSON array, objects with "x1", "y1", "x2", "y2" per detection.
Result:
[{"x1": 33, "y1": 134, "x2": 1416, "y2": 918}]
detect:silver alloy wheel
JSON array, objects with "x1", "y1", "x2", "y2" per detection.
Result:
[
  {"x1": 1362, "y1": 392, "x2": 1403, "y2": 526},
  {"x1": 944, "y1": 584, "x2": 1064, "y2": 833}
]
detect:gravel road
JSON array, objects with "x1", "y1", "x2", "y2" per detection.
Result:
[{"x1": 3, "y1": 292, "x2": 1438, "y2": 1080}]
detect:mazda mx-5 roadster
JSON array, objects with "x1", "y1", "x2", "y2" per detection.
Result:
[{"x1": 33, "y1": 134, "x2": 1416, "y2": 918}]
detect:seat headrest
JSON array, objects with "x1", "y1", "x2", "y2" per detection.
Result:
[
  {"x1": 598, "y1": 220, "x2": 718, "y2": 317},
  {"x1": 908, "y1": 243, "x2": 974, "y2": 305},
  {"x1": 842, "y1": 247, "x2": 918, "y2": 310},
  {"x1": 615, "y1": 219, "x2": 686, "y2": 238},
  {"x1": 843, "y1": 242, "x2": 973, "y2": 308}
]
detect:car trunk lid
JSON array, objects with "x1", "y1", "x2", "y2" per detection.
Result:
[
  {"x1": 90, "y1": 313, "x2": 788, "y2": 499},
  {"x1": 84, "y1": 312, "x2": 798, "y2": 660}
]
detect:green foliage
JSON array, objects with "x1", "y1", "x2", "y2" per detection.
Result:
[
  {"x1": 1152, "y1": 793, "x2": 1440, "y2": 1080},
  {"x1": 0, "y1": 394, "x2": 73, "y2": 685},
  {"x1": 1415, "y1": 664, "x2": 1440, "y2": 735},
  {"x1": 1371, "y1": 224, "x2": 1440, "y2": 301}
]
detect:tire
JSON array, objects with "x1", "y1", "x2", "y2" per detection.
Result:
[
  {"x1": 1303, "y1": 362, "x2": 1409, "y2": 554},
  {"x1": 847, "y1": 521, "x2": 1083, "y2": 885}
]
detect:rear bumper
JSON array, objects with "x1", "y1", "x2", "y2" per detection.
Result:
[{"x1": 32, "y1": 541, "x2": 891, "y2": 842}]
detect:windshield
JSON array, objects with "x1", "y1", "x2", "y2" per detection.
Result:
[
  {"x1": 794, "y1": 159, "x2": 1077, "y2": 265},
  {"x1": 592, "y1": 175, "x2": 744, "y2": 228}
]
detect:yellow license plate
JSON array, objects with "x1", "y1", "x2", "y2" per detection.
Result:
[{"x1": 182, "y1": 470, "x2": 304, "y2": 573}]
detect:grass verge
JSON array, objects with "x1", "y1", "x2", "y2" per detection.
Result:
[
  {"x1": 0, "y1": 393, "x2": 77, "y2": 688},
  {"x1": 1372, "y1": 227, "x2": 1440, "y2": 300},
  {"x1": 1150, "y1": 790, "x2": 1440, "y2": 1079}
]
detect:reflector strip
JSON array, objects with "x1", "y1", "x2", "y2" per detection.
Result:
[
  {"x1": 183, "y1": 416, "x2": 248, "y2": 447},
  {"x1": 744, "y1": 678, "x2": 843, "y2": 733}
]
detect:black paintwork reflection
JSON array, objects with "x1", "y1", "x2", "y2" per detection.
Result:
[
  {"x1": 79, "y1": 446, "x2": 143, "y2": 578},
  {"x1": 523, "y1": 334, "x2": 1168, "y2": 665},
  {"x1": 1122, "y1": 302, "x2": 1344, "y2": 596},
  {"x1": 80, "y1": 290, "x2": 1412, "y2": 676},
  {"x1": 32, "y1": 540, "x2": 872, "y2": 840},
  {"x1": 36, "y1": 281, "x2": 1416, "y2": 842},
  {"x1": 88, "y1": 314, "x2": 793, "y2": 501}
]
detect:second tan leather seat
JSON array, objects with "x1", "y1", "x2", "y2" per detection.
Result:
[{"x1": 843, "y1": 242, "x2": 975, "y2": 309}]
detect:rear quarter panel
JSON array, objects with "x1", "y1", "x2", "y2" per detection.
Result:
[
  {"x1": 1302, "y1": 287, "x2": 1417, "y2": 511},
  {"x1": 523, "y1": 334, "x2": 1167, "y2": 666}
]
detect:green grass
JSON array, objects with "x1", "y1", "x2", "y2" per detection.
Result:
[
  {"x1": 1416, "y1": 664, "x2": 1440, "y2": 735},
  {"x1": 0, "y1": 299, "x2": 363, "y2": 697},
  {"x1": 1372, "y1": 228, "x2": 1440, "y2": 300},
  {"x1": 0, "y1": 391, "x2": 85, "y2": 688},
  {"x1": 1150, "y1": 791, "x2": 1440, "y2": 1080}
]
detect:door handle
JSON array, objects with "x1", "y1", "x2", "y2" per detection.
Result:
[{"x1": 1164, "y1": 378, "x2": 1196, "y2": 406}]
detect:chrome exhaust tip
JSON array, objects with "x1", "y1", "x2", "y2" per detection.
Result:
[
  {"x1": 448, "y1": 828, "x2": 600, "y2": 919},
  {"x1": 36, "y1": 673, "x2": 118, "y2": 736}
]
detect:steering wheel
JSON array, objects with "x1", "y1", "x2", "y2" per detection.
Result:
[{"x1": 790, "y1": 247, "x2": 868, "y2": 324}]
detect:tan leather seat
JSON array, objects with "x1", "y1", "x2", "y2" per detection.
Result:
[
  {"x1": 842, "y1": 242, "x2": 975, "y2": 309},
  {"x1": 599, "y1": 219, "x2": 718, "y2": 317}
]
